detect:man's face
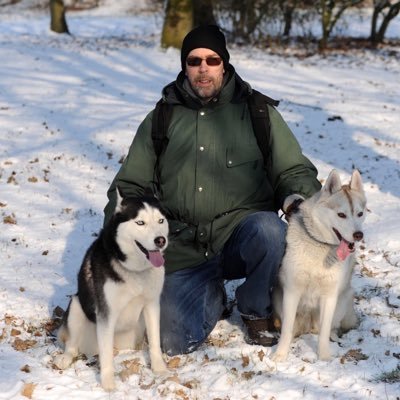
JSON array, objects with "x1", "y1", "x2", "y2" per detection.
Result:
[{"x1": 185, "y1": 48, "x2": 225, "y2": 102}]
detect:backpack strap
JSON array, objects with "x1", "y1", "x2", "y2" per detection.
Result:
[
  {"x1": 247, "y1": 89, "x2": 279, "y2": 170},
  {"x1": 151, "y1": 99, "x2": 173, "y2": 195},
  {"x1": 152, "y1": 98, "x2": 172, "y2": 158}
]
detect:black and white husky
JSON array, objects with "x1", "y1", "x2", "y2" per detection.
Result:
[{"x1": 54, "y1": 188, "x2": 169, "y2": 391}]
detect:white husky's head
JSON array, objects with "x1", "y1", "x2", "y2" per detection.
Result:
[
  {"x1": 113, "y1": 187, "x2": 169, "y2": 271},
  {"x1": 303, "y1": 170, "x2": 367, "y2": 260}
]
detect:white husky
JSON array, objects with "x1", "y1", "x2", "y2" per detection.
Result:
[
  {"x1": 272, "y1": 170, "x2": 366, "y2": 362},
  {"x1": 54, "y1": 188, "x2": 169, "y2": 391}
]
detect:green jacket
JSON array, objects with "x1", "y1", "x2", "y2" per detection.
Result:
[{"x1": 104, "y1": 66, "x2": 321, "y2": 273}]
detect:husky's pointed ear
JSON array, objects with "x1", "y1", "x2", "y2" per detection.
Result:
[
  {"x1": 350, "y1": 169, "x2": 364, "y2": 193},
  {"x1": 323, "y1": 169, "x2": 342, "y2": 195},
  {"x1": 115, "y1": 185, "x2": 125, "y2": 214}
]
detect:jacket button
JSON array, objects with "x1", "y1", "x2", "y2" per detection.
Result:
[
  {"x1": 199, "y1": 146, "x2": 204, "y2": 151},
  {"x1": 228, "y1": 160, "x2": 232, "y2": 165},
  {"x1": 200, "y1": 111, "x2": 205, "y2": 116},
  {"x1": 198, "y1": 187, "x2": 203, "y2": 192}
]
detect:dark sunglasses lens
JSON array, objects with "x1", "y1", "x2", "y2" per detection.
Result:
[
  {"x1": 186, "y1": 57, "x2": 202, "y2": 67},
  {"x1": 186, "y1": 57, "x2": 222, "y2": 67},
  {"x1": 206, "y1": 57, "x2": 222, "y2": 66}
]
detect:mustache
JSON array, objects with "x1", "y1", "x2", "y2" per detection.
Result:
[{"x1": 194, "y1": 74, "x2": 213, "y2": 82}]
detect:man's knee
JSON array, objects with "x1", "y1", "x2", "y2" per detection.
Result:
[{"x1": 246, "y1": 212, "x2": 286, "y2": 242}]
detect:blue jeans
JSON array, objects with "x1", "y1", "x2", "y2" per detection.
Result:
[{"x1": 160, "y1": 211, "x2": 286, "y2": 355}]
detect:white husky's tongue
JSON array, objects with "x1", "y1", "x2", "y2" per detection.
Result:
[
  {"x1": 148, "y1": 250, "x2": 165, "y2": 267},
  {"x1": 336, "y1": 239, "x2": 354, "y2": 261}
]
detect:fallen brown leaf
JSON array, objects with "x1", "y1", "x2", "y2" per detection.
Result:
[
  {"x1": 340, "y1": 348, "x2": 369, "y2": 364},
  {"x1": 3, "y1": 214, "x2": 17, "y2": 224},
  {"x1": 7, "y1": 172, "x2": 17, "y2": 184},
  {"x1": 241, "y1": 371, "x2": 255, "y2": 380},
  {"x1": 21, "y1": 382, "x2": 36, "y2": 399},
  {"x1": 167, "y1": 356, "x2": 181, "y2": 368},
  {"x1": 12, "y1": 338, "x2": 37, "y2": 351},
  {"x1": 20, "y1": 364, "x2": 31, "y2": 373},
  {"x1": 241, "y1": 354, "x2": 250, "y2": 368},
  {"x1": 10, "y1": 328, "x2": 21, "y2": 336},
  {"x1": 4, "y1": 314, "x2": 17, "y2": 325}
]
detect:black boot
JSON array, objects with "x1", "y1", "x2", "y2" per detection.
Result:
[{"x1": 242, "y1": 316, "x2": 278, "y2": 347}]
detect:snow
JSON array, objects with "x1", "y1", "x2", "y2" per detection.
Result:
[{"x1": 0, "y1": 2, "x2": 399, "y2": 399}]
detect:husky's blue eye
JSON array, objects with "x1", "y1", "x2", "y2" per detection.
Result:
[
  {"x1": 337, "y1": 213, "x2": 346, "y2": 219},
  {"x1": 159, "y1": 218, "x2": 164, "y2": 224},
  {"x1": 136, "y1": 221, "x2": 145, "y2": 225}
]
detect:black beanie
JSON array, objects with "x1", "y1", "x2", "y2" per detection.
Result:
[{"x1": 181, "y1": 25, "x2": 230, "y2": 71}]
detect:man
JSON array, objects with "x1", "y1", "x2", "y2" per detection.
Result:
[{"x1": 104, "y1": 25, "x2": 321, "y2": 355}]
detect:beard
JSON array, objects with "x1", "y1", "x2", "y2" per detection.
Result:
[{"x1": 189, "y1": 73, "x2": 223, "y2": 102}]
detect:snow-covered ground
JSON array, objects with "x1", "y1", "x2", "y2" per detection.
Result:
[{"x1": 0, "y1": 2, "x2": 399, "y2": 399}]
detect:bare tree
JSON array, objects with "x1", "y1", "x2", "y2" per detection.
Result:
[
  {"x1": 279, "y1": 0, "x2": 300, "y2": 37},
  {"x1": 161, "y1": 0, "x2": 217, "y2": 49},
  {"x1": 218, "y1": 0, "x2": 272, "y2": 43},
  {"x1": 370, "y1": 0, "x2": 400, "y2": 44},
  {"x1": 316, "y1": 0, "x2": 364, "y2": 49},
  {"x1": 193, "y1": 0, "x2": 217, "y2": 25},
  {"x1": 161, "y1": 0, "x2": 193, "y2": 48},
  {"x1": 50, "y1": 0, "x2": 69, "y2": 34}
]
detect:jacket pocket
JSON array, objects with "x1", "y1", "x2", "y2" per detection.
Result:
[
  {"x1": 226, "y1": 144, "x2": 263, "y2": 167},
  {"x1": 168, "y1": 219, "x2": 197, "y2": 243}
]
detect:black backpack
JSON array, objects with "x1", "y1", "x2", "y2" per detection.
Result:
[{"x1": 151, "y1": 90, "x2": 279, "y2": 193}]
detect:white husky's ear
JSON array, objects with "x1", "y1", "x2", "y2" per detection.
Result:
[
  {"x1": 323, "y1": 169, "x2": 342, "y2": 195},
  {"x1": 115, "y1": 186, "x2": 124, "y2": 214},
  {"x1": 350, "y1": 169, "x2": 364, "y2": 193}
]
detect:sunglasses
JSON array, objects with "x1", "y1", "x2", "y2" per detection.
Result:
[{"x1": 186, "y1": 56, "x2": 222, "y2": 67}]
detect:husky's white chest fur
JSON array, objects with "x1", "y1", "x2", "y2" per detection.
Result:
[{"x1": 272, "y1": 170, "x2": 366, "y2": 362}]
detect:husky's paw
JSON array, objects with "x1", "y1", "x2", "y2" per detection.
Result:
[
  {"x1": 318, "y1": 350, "x2": 332, "y2": 361},
  {"x1": 270, "y1": 351, "x2": 288, "y2": 363},
  {"x1": 53, "y1": 353, "x2": 73, "y2": 370},
  {"x1": 152, "y1": 360, "x2": 168, "y2": 375},
  {"x1": 329, "y1": 331, "x2": 342, "y2": 343},
  {"x1": 101, "y1": 374, "x2": 116, "y2": 392}
]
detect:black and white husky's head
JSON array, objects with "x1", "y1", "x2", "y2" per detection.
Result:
[{"x1": 109, "y1": 187, "x2": 169, "y2": 271}]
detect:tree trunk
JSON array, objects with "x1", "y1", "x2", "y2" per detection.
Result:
[
  {"x1": 370, "y1": 1, "x2": 400, "y2": 44},
  {"x1": 161, "y1": 0, "x2": 193, "y2": 49},
  {"x1": 317, "y1": 0, "x2": 364, "y2": 50},
  {"x1": 369, "y1": 3, "x2": 381, "y2": 43},
  {"x1": 280, "y1": 0, "x2": 298, "y2": 37},
  {"x1": 50, "y1": 0, "x2": 70, "y2": 34},
  {"x1": 193, "y1": 0, "x2": 216, "y2": 26}
]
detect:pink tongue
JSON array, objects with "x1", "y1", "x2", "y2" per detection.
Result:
[
  {"x1": 336, "y1": 239, "x2": 352, "y2": 261},
  {"x1": 148, "y1": 251, "x2": 165, "y2": 267}
]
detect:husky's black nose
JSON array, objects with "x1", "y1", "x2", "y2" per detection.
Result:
[
  {"x1": 353, "y1": 231, "x2": 363, "y2": 241},
  {"x1": 154, "y1": 236, "x2": 166, "y2": 248}
]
